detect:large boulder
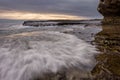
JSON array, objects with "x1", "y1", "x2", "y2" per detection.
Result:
[{"x1": 98, "y1": 0, "x2": 120, "y2": 24}]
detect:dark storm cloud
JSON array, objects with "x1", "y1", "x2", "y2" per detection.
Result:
[{"x1": 0, "y1": 0, "x2": 101, "y2": 18}]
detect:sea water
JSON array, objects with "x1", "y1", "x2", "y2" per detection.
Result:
[{"x1": 0, "y1": 24, "x2": 99, "y2": 80}]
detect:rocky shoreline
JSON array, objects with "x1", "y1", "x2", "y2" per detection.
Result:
[{"x1": 0, "y1": 19, "x2": 120, "y2": 80}]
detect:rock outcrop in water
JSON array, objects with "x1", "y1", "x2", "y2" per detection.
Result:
[
  {"x1": 22, "y1": 20, "x2": 101, "y2": 27},
  {"x1": 98, "y1": 0, "x2": 120, "y2": 24},
  {"x1": 23, "y1": 20, "x2": 82, "y2": 27}
]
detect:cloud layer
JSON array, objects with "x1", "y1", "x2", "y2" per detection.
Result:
[{"x1": 0, "y1": 0, "x2": 101, "y2": 19}]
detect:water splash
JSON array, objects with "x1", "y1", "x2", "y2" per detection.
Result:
[{"x1": 0, "y1": 31, "x2": 98, "y2": 80}]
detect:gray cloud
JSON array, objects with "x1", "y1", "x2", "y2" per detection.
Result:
[{"x1": 0, "y1": 0, "x2": 102, "y2": 18}]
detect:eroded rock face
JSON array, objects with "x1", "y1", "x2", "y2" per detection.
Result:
[
  {"x1": 98, "y1": 0, "x2": 120, "y2": 24},
  {"x1": 98, "y1": 0, "x2": 120, "y2": 16}
]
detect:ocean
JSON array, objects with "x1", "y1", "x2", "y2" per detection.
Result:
[{"x1": 0, "y1": 19, "x2": 105, "y2": 80}]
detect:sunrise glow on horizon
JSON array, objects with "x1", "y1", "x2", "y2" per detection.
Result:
[{"x1": 0, "y1": 11, "x2": 89, "y2": 20}]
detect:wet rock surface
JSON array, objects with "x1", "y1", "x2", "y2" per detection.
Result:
[
  {"x1": 31, "y1": 69, "x2": 93, "y2": 80},
  {"x1": 98, "y1": 0, "x2": 120, "y2": 24},
  {"x1": 92, "y1": 24, "x2": 120, "y2": 80}
]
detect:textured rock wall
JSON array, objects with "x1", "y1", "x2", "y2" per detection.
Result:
[{"x1": 98, "y1": 0, "x2": 120, "y2": 24}]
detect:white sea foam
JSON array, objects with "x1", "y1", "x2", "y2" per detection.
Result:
[
  {"x1": 9, "y1": 25, "x2": 32, "y2": 30},
  {"x1": 0, "y1": 31, "x2": 97, "y2": 80}
]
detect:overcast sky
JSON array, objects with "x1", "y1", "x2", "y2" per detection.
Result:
[{"x1": 0, "y1": 0, "x2": 102, "y2": 20}]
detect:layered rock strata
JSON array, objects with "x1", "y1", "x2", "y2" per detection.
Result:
[{"x1": 98, "y1": 0, "x2": 120, "y2": 24}]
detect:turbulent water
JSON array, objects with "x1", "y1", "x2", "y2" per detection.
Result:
[{"x1": 0, "y1": 24, "x2": 99, "y2": 80}]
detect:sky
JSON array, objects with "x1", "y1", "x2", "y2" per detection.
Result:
[{"x1": 0, "y1": 0, "x2": 101, "y2": 20}]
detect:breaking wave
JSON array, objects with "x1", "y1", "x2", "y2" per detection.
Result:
[{"x1": 0, "y1": 31, "x2": 97, "y2": 80}]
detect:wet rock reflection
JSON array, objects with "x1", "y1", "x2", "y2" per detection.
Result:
[{"x1": 92, "y1": 24, "x2": 120, "y2": 80}]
